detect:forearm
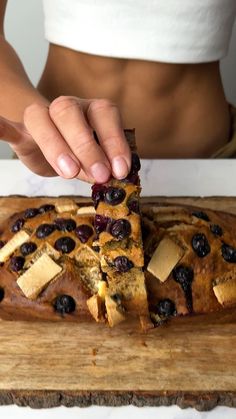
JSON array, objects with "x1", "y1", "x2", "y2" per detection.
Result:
[{"x1": 0, "y1": 35, "x2": 48, "y2": 122}]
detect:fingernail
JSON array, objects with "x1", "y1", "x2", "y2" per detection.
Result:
[
  {"x1": 57, "y1": 154, "x2": 80, "y2": 178},
  {"x1": 112, "y1": 156, "x2": 129, "y2": 179},
  {"x1": 90, "y1": 162, "x2": 110, "y2": 183}
]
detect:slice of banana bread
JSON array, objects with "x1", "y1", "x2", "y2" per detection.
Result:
[{"x1": 91, "y1": 130, "x2": 150, "y2": 328}]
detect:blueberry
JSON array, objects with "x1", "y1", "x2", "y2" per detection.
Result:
[
  {"x1": 173, "y1": 265, "x2": 194, "y2": 312},
  {"x1": 113, "y1": 256, "x2": 134, "y2": 272},
  {"x1": 127, "y1": 199, "x2": 140, "y2": 214},
  {"x1": 91, "y1": 184, "x2": 107, "y2": 208},
  {"x1": 192, "y1": 211, "x2": 210, "y2": 222},
  {"x1": 75, "y1": 224, "x2": 94, "y2": 243},
  {"x1": 36, "y1": 224, "x2": 55, "y2": 239},
  {"x1": 38, "y1": 204, "x2": 55, "y2": 214},
  {"x1": 54, "y1": 236, "x2": 76, "y2": 254},
  {"x1": 20, "y1": 242, "x2": 37, "y2": 256},
  {"x1": 10, "y1": 256, "x2": 25, "y2": 272},
  {"x1": 54, "y1": 294, "x2": 76, "y2": 315},
  {"x1": 104, "y1": 187, "x2": 126, "y2": 206},
  {"x1": 94, "y1": 215, "x2": 110, "y2": 235},
  {"x1": 54, "y1": 218, "x2": 76, "y2": 232},
  {"x1": 0, "y1": 240, "x2": 5, "y2": 249},
  {"x1": 156, "y1": 299, "x2": 176, "y2": 317},
  {"x1": 0, "y1": 287, "x2": 4, "y2": 302},
  {"x1": 191, "y1": 233, "x2": 210, "y2": 258},
  {"x1": 11, "y1": 218, "x2": 25, "y2": 233},
  {"x1": 110, "y1": 219, "x2": 131, "y2": 240},
  {"x1": 221, "y1": 243, "x2": 236, "y2": 263},
  {"x1": 24, "y1": 208, "x2": 39, "y2": 219},
  {"x1": 210, "y1": 224, "x2": 223, "y2": 237}
]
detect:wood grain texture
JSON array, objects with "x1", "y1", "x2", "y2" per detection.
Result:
[{"x1": 1, "y1": 196, "x2": 236, "y2": 410}]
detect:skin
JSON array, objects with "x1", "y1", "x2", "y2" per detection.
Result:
[{"x1": 0, "y1": 1, "x2": 231, "y2": 184}]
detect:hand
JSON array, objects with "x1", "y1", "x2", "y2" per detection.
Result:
[{"x1": 0, "y1": 96, "x2": 131, "y2": 183}]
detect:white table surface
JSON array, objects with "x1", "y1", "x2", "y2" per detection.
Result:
[{"x1": 0, "y1": 159, "x2": 236, "y2": 419}]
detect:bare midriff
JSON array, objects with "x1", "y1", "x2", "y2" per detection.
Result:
[{"x1": 38, "y1": 44, "x2": 231, "y2": 158}]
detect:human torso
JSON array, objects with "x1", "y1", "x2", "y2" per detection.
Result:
[
  {"x1": 39, "y1": 0, "x2": 236, "y2": 157},
  {"x1": 38, "y1": 45, "x2": 230, "y2": 158}
]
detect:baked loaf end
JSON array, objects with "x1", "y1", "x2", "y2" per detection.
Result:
[{"x1": 142, "y1": 203, "x2": 236, "y2": 326}]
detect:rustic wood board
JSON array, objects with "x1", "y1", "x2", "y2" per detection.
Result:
[{"x1": 1, "y1": 196, "x2": 236, "y2": 411}]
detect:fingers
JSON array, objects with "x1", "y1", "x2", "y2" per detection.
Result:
[
  {"x1": 23, "y1": 103, "x2": 81, "y2": 179},
  {"x1": 1, "y1": 95, "x2": 131, "y2": 183},
  {"x1": 49, "y1": 96, "x2": 131, "y2": 181},
  {"x1": 48, "y1": 96, "x2": 111, "y2": 183},
  {"x1": 85, "y1": 99, "x2": 131, "y2": 179}
]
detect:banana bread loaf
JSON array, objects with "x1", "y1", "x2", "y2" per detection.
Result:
[
  {"x1": 0, "y1": 130, "x2": 236, "y2": 329},
  {"x1": 1, "y1": 198, "x2": 236, "y2": 328}
]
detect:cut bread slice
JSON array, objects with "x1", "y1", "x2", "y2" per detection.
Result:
[{"x1": 92, "y1": 129, "x2": 150, "y2": 328}]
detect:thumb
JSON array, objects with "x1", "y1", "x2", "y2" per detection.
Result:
[
  {"x1": 0, "y1": 115, "x2": 31, "y2": 145},
  {"x1": 0, "y1": 115, "x2": 56, "y2": 176}
]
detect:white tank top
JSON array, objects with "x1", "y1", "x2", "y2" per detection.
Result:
[{"x1": 42, "y1": 0, "x2": 236, "y2": 63}]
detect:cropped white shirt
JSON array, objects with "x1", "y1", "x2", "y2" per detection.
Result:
[{"x1": 42, "y1": 0, "x2": 236, "y2": 63}]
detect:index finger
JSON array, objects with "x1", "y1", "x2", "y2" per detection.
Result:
[{"x1": 81, "y1": 98, "x2": 132, "y2": 180}]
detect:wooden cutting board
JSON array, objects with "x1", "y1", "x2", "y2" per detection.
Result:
[{"x1": 1, "y1": 196, "x2": 236, "y2": 411}]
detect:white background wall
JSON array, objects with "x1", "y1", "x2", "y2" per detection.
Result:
[{"x1": 0, "y1": 0, "x2": 236, "y2": 158}]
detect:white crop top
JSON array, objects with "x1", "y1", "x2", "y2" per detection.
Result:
[{"x1": 42, "y1": 0, "x2": 236, "y2": 63}]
